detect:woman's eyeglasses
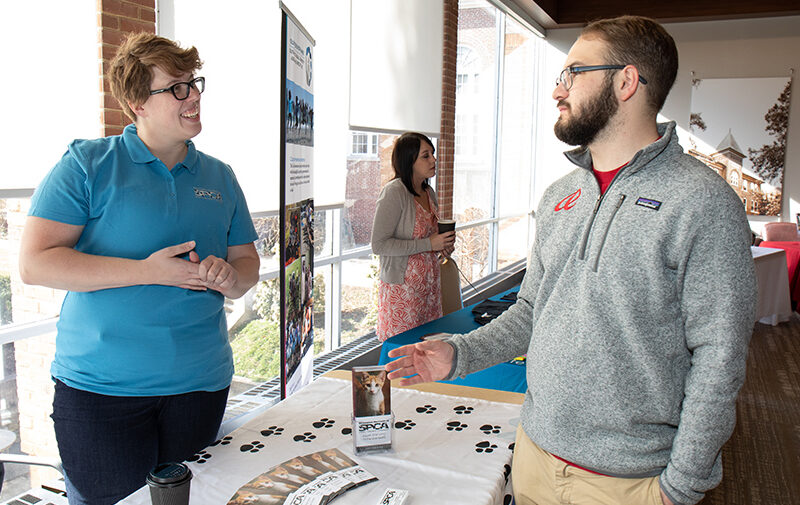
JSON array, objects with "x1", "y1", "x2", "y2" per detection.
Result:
[{"x1": 149, "y1": 76, "x2": 205, "y2": 100}]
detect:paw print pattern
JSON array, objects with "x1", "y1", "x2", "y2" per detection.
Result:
[
  {"x1": 240, "y1": 440, "x2": 265, "y2": 453},
  {"x1": 209, "y1": 435, "x2": 233, "y2": 447},
  {"x1": 503, "y1": 495, "x2": 513, "y2": 505},
  {"x1": 475, "y1": 441, "x2": 498, "y2": 453},
  {"x1": 394, "y1": 420, "x2": 416, "y2": 430},
  {"x1": 508, "y1": 442, "x2": 516, "y2": 451},
  {"x1": 480, "y1": 424, "x2": 501, "y2": 434},
  {"x1": 260, "y1": 426, "x2": 284, "y2": 437},
  {"x1": 186, "y1": 449, "x2": 212, "y2": 464},
  {"x1": 503, "y1": 464, "x2": 511, "y2": 483},
  {"x1": 446, "y1": 421, "x2": 468, "y2": 431},
  {"x1": 312, "y1": 418, "x2": 335, "y2": 429},
  {"x1": 293, "y1": 432, "x2": 317, "y2": 443},
  {"x1": 454, "y1": 405, "x2": 474, "y2": 415},
  {"x1": 416, "y1": 404, "x2": 437, "y2": 414},
  {"x1": 341, "y1": 427, "x2": 352, "y2": 435}
]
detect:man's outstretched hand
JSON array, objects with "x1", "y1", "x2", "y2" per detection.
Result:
[{"x1": 384, "y1": 339, "x2": 455, "y2": 387}]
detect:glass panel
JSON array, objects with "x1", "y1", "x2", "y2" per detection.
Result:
[
  {"x1": 313, "y1": 264, "x2": 331, "y2": 354},
  {"x1": 453, "y1": 223, "x2": 491, "y2": 288},
  {"x1": 454, "y1": 2, "x2": 498, "y2": 224},
  {"x1": 497, "y1": 16, "x2": 535, "y2": 217},
  {"x1": 343, "y1": 132, "x2": 399, "y2": 251},
  {"x1": 313, "y1": 208, "x2": 332, "y2": 259},
  {"x1": 340, "y1": 255, "x2": 379, "y2": 345},
  {"x1": 252, "y1": 215, "x2": 280, "y2": 266},
  {"x1": 0, "y1": 198, "x2": 63, "y2": 329},
  {"x1": 497, "y1": 216, "x2": 529, "y2": 270},
  {"x1": 2, "y1": 333, "x2": 61, "y2": 498},
  {"x1": 229, "y1": 280, "x2": 281, "y2": 384}
]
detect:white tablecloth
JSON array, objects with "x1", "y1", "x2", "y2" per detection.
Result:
[
  {"x1": 120, "y1": 377, "x2": 522, "y2": 505},
  {"x1": 751, "y1": 246, "x2": 793, "y2": 325}
]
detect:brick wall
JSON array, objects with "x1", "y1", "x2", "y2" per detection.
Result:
[
  {"x1": 437, "y1": 0, "x2": 458, "y2": 219},
  {"x1": 9, "y1": 1, "x2": 155, "y2": 488},
  {"x1": 98, "y1": 0, "x2": 156, "y2": 137}
]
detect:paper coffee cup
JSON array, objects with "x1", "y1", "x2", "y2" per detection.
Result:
[
  {"x1": 438, "y1": 220, "x2": 456, "y2": 233},
  {"x1": 147, "y1": 462, "x2": 192, "y2": 505}
]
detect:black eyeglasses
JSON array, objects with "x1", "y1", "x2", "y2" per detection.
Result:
[
  {"x1": 149, "y1": 76, "x2": 205, "y2": 100},
  {"x1": 555, "y1": 65, "x2": 647, "y2": 91}
]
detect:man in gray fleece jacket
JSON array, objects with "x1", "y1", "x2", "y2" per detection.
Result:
[{"x1": 386, "y1": 15, "x2": 757, "y2": 505}]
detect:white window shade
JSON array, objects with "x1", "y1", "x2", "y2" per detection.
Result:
[
  {"x1": 164, "y1": 0, "x2": 348, "y2": 209},
  {"x1": 349, "y1": 0, "x2": 444, "y2": 137},
  {"x1": 1, "y1": 2, "x2": 97, "y2": 190}
]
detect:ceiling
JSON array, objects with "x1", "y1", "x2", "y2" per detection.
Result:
[{"x1": 509, "y1": 0, "x2": 800, "y2": 29}]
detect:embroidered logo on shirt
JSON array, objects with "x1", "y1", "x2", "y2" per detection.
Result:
[
  {"x1": 635, "y1": 197, "x2": 661, "y2": 210},
  {"x1": 193, "y1": 187, "x2": 223, "y2": 202},
  {"x1": 554, "y1": 189, "x2": 581, "y2": 211}
]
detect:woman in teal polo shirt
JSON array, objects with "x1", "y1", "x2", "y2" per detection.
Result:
[{"x1": 19, "y1": 33, "x2": 260, "y2": 504}]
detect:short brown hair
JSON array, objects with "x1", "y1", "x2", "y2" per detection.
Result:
[
  {"x1": 107, "y1": 33, "x2": 202, "y2": 120},
  {"x1": 582, "y1": 16, "x2": 677, "y2": 115}
]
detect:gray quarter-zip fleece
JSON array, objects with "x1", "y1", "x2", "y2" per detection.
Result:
[{"x1": 448, "y1": 122, "x2": 757, "y2": 505}]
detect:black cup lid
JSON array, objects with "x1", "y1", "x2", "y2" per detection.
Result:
[{"x1": 147, "y1": 463, "x2": 191, "y2": 485}]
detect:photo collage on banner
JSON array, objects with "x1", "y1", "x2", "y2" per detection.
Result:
[{"x1": 281, "y1": 3, "x2": 315, "y2": 398}]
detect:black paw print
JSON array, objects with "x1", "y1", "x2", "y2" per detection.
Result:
[
  {"x1": 508, "y1": 442, "x2": 515, "y2": 451},
  {"x1": 446, "y1": 421, "x2": 468, "y2": 431},
  {"x1": 240, "y1": 440, "x2": 265, "y2": 453},
  {"x1": 209, "y1": 435, "x2": 233, "y2": 447},
  {"x1": 293, "y1": 432, "x2": 317, "y2": 443},
  {"x1": 312, "y1": 418, "x2": 335, "y2": 429},
  {"x1": 186, "y1": 449, "x2": 212, "y2": 463},
  {"x1": 260, "y1": 426, "x2": 284, "y2": 437},
  {"x1": 454, "y1": 405, "x2": 474, "y2": 415},
  {"x1": 394, "y1": 420, "x2": 416, "y2": 430},
  {"x1": 503, "y1": 464, "x2": 511, "y2": 483},
  {"x1": 503, "y1": 494, "x2": 513, "y2": 505},
  {"x1": 416, "y1": 404, "x2": 437, "y2": 414},
  {"x1": 480, "y1": 424, "x2": 501, "y2": 434},
  {"x1": 341, "y1": 427, "x2": 352, "y2": 435},
  {"x1": 475, "y1": 441, "x2": 498, "y2": 453}
]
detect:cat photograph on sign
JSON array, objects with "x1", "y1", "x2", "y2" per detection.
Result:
[{"x1": 351, "y1": 366, "x2": 393, "y2": 454}]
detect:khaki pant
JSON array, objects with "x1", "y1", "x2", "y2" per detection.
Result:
[{"x1": 512, "y1": 425, "x2": 664, "y2": 505}]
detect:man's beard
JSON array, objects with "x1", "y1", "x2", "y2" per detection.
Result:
[{"x1": 554, "y1": 78, "x2": 618, "y2": 146}]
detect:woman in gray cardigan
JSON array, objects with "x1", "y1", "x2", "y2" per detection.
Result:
[{"x1": 371, "y1": 132, "x2": 455, "y2": 341}]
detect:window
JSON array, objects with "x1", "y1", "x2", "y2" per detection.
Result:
[
  {"x1": 351, "y1": 133, "x2": 368, "y2": 154},
  {"x1": 349, "y1": 132, "x2": 379, "y2": 157},
  {"x1": 452, "y1": 1, "x2": 539, "y2": 286},
  {"x1": 729, "y1": 172, "x2": 739, "y2": 186}
]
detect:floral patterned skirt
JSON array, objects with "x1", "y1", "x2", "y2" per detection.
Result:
[{"x1": 377, "y1": 251, "x2": 442, "y2": 341}]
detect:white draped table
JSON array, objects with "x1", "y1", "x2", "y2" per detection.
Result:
[
  {"x1": 120, "y1": 370, "x2": 524, "y2": 505},
  {"x1": 751, "y1": 246, "x2": 793, "y2": 326}
]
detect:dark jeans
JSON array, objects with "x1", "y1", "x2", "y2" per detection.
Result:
[{"x1": 51, "y1": 379, "x2": 229, "y2": 505}]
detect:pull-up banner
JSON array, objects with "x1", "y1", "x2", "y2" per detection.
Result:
[{"x1": 280, "y1": 2, "x2": 315, "y2": 399}]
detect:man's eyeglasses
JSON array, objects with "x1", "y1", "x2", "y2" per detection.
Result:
[
  {"x1": 555, "y1": 65, "x2": 647, "y2": 91},
  {"x1": 149, "y1": 76, "x2": 205, "y2": 100}
]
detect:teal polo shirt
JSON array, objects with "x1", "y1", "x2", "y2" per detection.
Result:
[{"x1": 29, "y1": 124, "x2": 258, "y2": 396}]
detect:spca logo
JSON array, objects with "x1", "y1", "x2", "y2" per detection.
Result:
[
  {"x1": 381, "y1": 491, "x2": 397, "y2": 504},
  {"x1": 193, "y1": 187, "x2": 222, "y2": 202},
  {"x1": 358, "y1": 421, "x2": 389, "y2": 432}
]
